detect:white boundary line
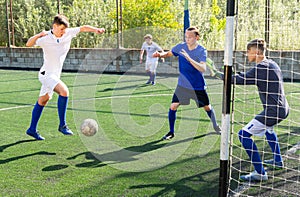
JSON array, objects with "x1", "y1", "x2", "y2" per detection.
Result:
[
  {"x1": 0, "y1": 93, "x2": 173, "y2": 112},
  {"x1": 0, "y1": 104, "x2": 34, "y2": 111}
]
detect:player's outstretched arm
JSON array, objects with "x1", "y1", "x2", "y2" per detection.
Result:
[
  {"x1": 80, "y1": 25, "x2": 105, "y2": 34},
  {"x1": 156, "y1": 47, "x2": 166, "y2": 62},
  {"x1": 153, "y1": 50, "x2": 173, "y2": 58},
  {"x1": 26, "y1": 30, "x2": 48, "y2": 47}
]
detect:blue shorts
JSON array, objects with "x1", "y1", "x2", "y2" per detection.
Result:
[{"x1": 172, "y1": 85, "x2": 210, "y2": 108}]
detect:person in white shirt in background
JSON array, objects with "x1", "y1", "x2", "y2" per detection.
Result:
[{"x1": 140, "y1": 34, "x2": 164, "y2": 85}]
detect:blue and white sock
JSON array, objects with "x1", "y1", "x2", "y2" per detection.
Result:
[
  {"x1": 57, "y1": 95, "x2": 68, "y2": 127},
  {"x1": 239, "y1": 130, "x2": 266, "y2": 175}
]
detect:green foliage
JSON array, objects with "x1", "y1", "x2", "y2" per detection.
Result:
[
  {"x1": 235, "y1": 0, "x2": 300, "y2": 50},
  {"x1": 66, "y1": 0, "x2": 115, "y2": 48},
  {"x1": 0, "y1": 0, "x2": 299, "y2": 49},
  {"x1": 208, "y1": 0, "x2": 226, "y2": 49},
  {"x1": 269, "y1": 0, "x2": 300, "y2": 50},
  {"x1": 116, "y1": 0, "x2": 181, "y2": 30},
  {"x1": 186, "y1": 0, "x2": 226, "y2": 50},
  {"x1": 0, "y1": 0, "x2": 8, "y2": 46},
  {"x1": 13, "y1": 0, "x2": 57, "y2": 46},
  {"x1": 107, "y1": 0, "x2": 182, "y2": 48}
]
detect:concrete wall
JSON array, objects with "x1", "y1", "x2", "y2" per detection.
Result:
[{"x1": 0, "y1": 47, "x2": 299, "y2": 79}]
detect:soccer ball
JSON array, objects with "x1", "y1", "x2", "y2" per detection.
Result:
[{"x1": 80, "y1": 119, "x2": 98, "y2": 136}]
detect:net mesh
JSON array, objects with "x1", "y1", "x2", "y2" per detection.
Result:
[{"x1": 228, "y1": 1, "x2": 300, "y2": 196}]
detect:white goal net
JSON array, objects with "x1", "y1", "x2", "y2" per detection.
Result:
[{"x1": 227, "y1": 0, "x2": 300, "y2": 196}]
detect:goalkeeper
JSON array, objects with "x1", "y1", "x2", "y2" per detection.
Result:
[{"x1": 208, "y1": 38, "x2": 289, "y2": 181}]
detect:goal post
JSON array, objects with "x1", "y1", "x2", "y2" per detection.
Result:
[{"x1": 219, "y1": 0, "x2": 235, "y2": 196}]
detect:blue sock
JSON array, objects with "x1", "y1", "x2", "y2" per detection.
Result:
[
  {"x1": 58, "y1": 95, "x2": 68, "y2": 127},
  {"x1": 150, "y1": 72, "x2": 154, "y2": 82},
  {"x1": 265, "y1": 131, "x2": 282, "y2": 162},
  {"x1": 152, "y1": 73, "x2": 156, "y2": 82},
  {"x1": 29, "y1": 102, "x2": 44, "y2": 131},
  {"x1": 238, "y1": 130, "x2": 265, "y2": 175},
  {"x1": 206, "y1": 108, "x2": 218, "y2": 128},
  {"x1": 147, "y1": 71, "x2": 151, "y2": 81},
  {"x1": 168, "y1": 109, "x2": 177, "y2": 133}
]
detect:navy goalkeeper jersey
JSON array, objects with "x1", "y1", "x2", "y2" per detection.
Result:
[{"x1": 233, "y1": 59, "x2": 289, "y2": 126}]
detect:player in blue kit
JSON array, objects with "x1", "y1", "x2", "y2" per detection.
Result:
[
  {"x1": 140, "y1": 34, "x2": 164, "y2": 85},
  {"x1": 153, "y1": 26, "x2": 221, "y2": 140},
  {"x1": 208, "y1": 38, "x2": 289, "y2": 181},
  {"x1": 25, "y1": 14, "x2": 105, "y2": 140}
]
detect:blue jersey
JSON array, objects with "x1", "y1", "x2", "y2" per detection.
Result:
[
  {"x1": 233, "y1": 59, "x2": 289, "y2": 126},
  {"x1": 172, "y1": 43, "x2": 207, "y2": 90}
]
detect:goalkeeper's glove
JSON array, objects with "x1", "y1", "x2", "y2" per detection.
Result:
[{"x1": 206, "y1": 58, "x2": 223, "y2": 79}]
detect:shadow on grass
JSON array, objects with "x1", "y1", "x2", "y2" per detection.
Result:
[
  {"x1": 119, "y1": 153, "x2": 220, "y2": 197},
  {"x1": 65, "y1": 140, "x2": 163, "y2": 168},
  {"x1": 0, "y1": 139, "x2": 36, "y2": 152},
  {"x1": 98, "y1": 83, "x2": 149, "y2": 92},
  {"x1": 0, "y1": 87, "x2": 40, "y2": 95},
  {"x1": 67, "y1": 152, "x2": 107, "y2": 168},
  {"x1": 67, "y1": 133, "x2": 217, "y2": 168},
  {"x1": 96, "y1": 85, "x2": 172, "y2": 99},
  {"x1": 69, "y1": 75, "x2": 148, "y2": 90},
  {"x1": 0, "y1": 151, "x2": 56, "y2": 164},
  {"x1": 129, "y1": 170, "x2": 219, "y2": 197},
  {"x1": 42, "y1": 164, "x2": 69, "y2": 171},
  {"x1": 66, "y1": 135, "x2": 221, "y2": 196}
]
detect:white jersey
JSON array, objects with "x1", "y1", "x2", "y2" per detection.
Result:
[
  {"x1": 36, "y1": 27, "x2": 80, "y2": 77},
  {"x1": 141, "y1": 41, "x2": 163, "y2": 62}
]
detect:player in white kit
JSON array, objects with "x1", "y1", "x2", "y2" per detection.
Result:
[
  {"x1": 25, "y1": 14, "x2": 105, "y2": 140},
  {"x1": 140, "y1": 34, "x2": 164, "y2": 85}
]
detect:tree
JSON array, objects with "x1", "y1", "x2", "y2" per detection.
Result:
[
  {"x1": 0, "y1": 0, "x2": 299, "y2": 49},
  {"x1": 66, "y1": 0, "x2": 115, "y2": 48},
  {"x1": 0, "y1": 0, "x2": 8, "y2": 46},
  {"x1": 107, "y1": 0, "x2": 182, "y2": 48},
  {"x1": 188, "y1": 0, "x2": 226, "y2": 50}
]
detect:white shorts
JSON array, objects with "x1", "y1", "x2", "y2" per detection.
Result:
[
  {"x1": 38, "y1": 72, "x2": 61, "y2": 99},
  {"x1": 243, "y1": 118, "x2": 274, "y2": 137},
  {"x1": 145, "y1": 60, "x2": 158, "y2": 72}
]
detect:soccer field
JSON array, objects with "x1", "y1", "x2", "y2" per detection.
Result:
[
  {"x1": 1, "y1": 69, "x2": 299, "y2": 196},
  {"x1": 0, "y1": 69, "x2": 225, "y2": 196}
]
